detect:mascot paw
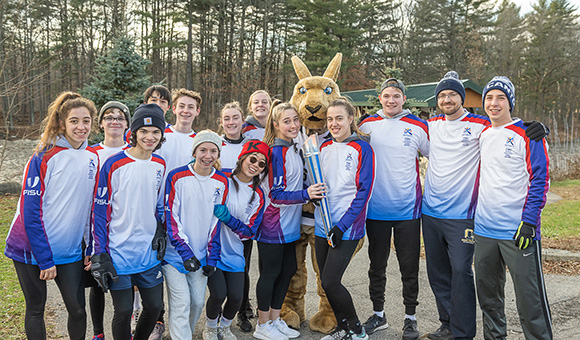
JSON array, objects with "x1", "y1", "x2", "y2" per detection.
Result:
[
  {"x1": 309, "y1": 310, "x2": 337, "y2": 334},
  {"x1": 281, "y1": 309, "x2": 301, "y2": 329}
]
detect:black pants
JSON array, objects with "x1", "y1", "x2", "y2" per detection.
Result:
[
  {"x1": 110, "y1": 283, "x2": 163, "y2": 340},
  {"x1": 256, "y1": 241, "x2": 297, "y2": 311},
  {"x1": 207, "y1": 269, "x2": 245, "y2": 320},
  {"x1": 366, "y1": 218, "x2": 420, "y2": 315},
  {"x1": 422, "y1": 215, "x2": 476, "y2": 339},
  {"x1": 13, "y1": 260, "x2": 86, "y2": 340},
  {"x1": 238, "y1": 239, "x2": 254, "y2": 316},
  {"x1": 315, "y1": 236, "x2": 360, "y2": 331}
]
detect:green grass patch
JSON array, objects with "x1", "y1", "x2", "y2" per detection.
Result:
[
  {"x1": 542, "y1": 200, "x2": 580, "y2": 238},
  {"x1": 0, "y1": 194, "x2": 25, "y2": 338},
  {"x1": 550, "y1": 178, "x2": 580, "y2": 188}
]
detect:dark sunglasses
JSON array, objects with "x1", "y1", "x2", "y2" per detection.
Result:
[{"x1": 249, "y1": 156, "x2": 266, "y2": 168}]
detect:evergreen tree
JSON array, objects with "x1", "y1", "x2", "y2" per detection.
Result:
[{"x1": 82, "y1": 36, "x2": 152, "y2": 112}]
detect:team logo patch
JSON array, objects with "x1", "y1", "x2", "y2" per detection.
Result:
[
  {"x1": 97, "y1": 187, "x2": 108, "y2": 197},
  {"x1": 88, "y1": 157, "x2": 96, "y2": 180},
  {"x1": 345, "y1": 153, "x2": 353, "y2": 171},
  {"x1": 155, "y1": 169, "x2": 163, "y2": 189},
  {"x1": 462, "y1": 228, "x2": 475, "y2": 244},
  {"x1": 24, "y1": 176, "x2": 41, "y2": 196},
  {"x1": 403, "y1": 128, "x2": 413, "y2": 146},
  {"x1": 213, "y1": 186, "x2": 222, "y2": 203},
  {"x1": 144, "y1": 117, "x2": 152, "y2": 125},
  {"x1": 463, "y1": 127, "x2": 472, "y2": 135},
  {"x1": 505, "y1": 137, "x2": 515, "y2": 146},
  {"x1": 504, "y1": 136, "x2": 515, "y2": 158},
  {"x1": 461, "y1": 127, "x2": 472, "y2": 146}
]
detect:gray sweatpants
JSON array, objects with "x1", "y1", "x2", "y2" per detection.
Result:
[{"x1": 474, "y1": 234, "x2": 553, "y2": 340}]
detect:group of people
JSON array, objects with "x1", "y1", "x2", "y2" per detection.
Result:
[{"x1": 5, "y1": 70, "x2": 553, "y2": 340}]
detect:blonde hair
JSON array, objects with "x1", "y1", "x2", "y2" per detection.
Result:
[
  {"x1": 328, "y1": 97, "x2": 369, "y2": 138},
  {"x1": 172, "y1": 88, "x2": 202, "y2": 107},
  {"x1": 246, "y1": 90, "x2": 272, "y2": 116},
  {"x1": 36, "y1": 92, "x2": 97, "y2": 154},
  {"x1": 263, "y1": 102, "x2": 298, "y2": 145}
]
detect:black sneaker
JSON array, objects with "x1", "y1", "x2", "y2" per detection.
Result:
[
  {"x1": 427, "y1": 325, "x2": 453, "y2": 340},
  {"x1": 402, "y1": 318, "x2": 420, "y2": 340},
  {"x1": 237, "y1": 312, "x2": 252, "y2": 332},
  {"x1": 362, "y1": 314, "x2": 388, "y2": 335}
]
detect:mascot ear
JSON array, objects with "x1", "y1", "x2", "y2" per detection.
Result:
[
  {"x1": 322, "y1": 53, "x2": 342, "y2": 82},
  {"x1": 292, "y1": 56, "x2": 312, "y2": 80}
]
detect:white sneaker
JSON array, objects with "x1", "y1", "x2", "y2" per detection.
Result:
[
  {"x1": 130, "y1": 309, "x2": 141, "y2": 334},
  {"x1": 218, "y1": 324, "x2": 237, "y2": 340},
  {"x1": 273, "y1": 317, "x2": 300, "y2": 338},
  {"x1": 253, "y1": 321, "x2": 289, "y2": 340},
  {"x1": 148, "y1": 322, "x2": 165, "y2": 340},
  {"x1": 321, "y1": 326, "x2": 347, "y2": 340},
  {"x1": 203, "y1": 325, "x2": 219, "y2": 340}
]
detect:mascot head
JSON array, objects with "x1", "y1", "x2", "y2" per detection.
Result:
[{"x1": 290, "y1": 53, "x2": 342, "y2": 132}]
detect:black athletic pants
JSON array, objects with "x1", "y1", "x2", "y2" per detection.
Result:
[
  {"x1": 110, "y1": 283, "x2": 163, "y2": 340},
  {"x1": 207, "y1": 269, "x2": 245, "y2": 320},
  {"x1": 256, "y1": 241, "x2": 297, "y2": 311},
  {"x1": 366, "y1": 218, "x2": 420, "y2": 315},
  {"x1": 13, "y1": 260, "x2": 86, "y2": 340},
  {"x1": 315, "y1": 236, "x2": 360, "y2": 331},
  {"x1": 422, "y1": 215, "x2": 476, "y2": 339}
]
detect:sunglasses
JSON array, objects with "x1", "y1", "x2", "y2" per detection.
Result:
[{"x1": 249, "y1": 156, "x2": 267, "y2": 168}]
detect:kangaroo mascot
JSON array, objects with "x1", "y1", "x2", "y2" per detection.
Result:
[{"x1": 280, "y1": 53, "x2": 364, "y2": 334}]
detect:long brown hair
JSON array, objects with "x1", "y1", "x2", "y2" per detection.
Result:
[
  {"x1": 36, "y1": 92, "x2": 97, "y2": 154},
  {"x1": 262, "y1": 102, "x2": 298, "y2": 145}
]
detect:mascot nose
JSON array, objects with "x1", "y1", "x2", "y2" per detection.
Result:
[{"x1": 306, "y1": 105, "x2": 322, "y2": 114}]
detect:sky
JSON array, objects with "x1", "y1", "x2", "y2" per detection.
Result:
[{"x1": 512, "y1": 0, "x2": 580, "y2": 13}]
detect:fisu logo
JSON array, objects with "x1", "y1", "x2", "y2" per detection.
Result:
[
  {"x1": 97, "y1": 187, "x2": 108, "y2": 198},
  {"x1": 27, "y1": 176, "x2": 40, "y2": 188}
]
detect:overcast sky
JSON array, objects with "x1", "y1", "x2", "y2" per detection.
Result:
[{"x1": 512, "y1": 0, "x2": 580, "y2": 13}]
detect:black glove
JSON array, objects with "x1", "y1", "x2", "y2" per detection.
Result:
[
  {"x1": 202, "y1": 265, "x2": 216, "y2": 277},
  {"x1": 513, "y1": 221, "x2": 536, "y2": 250},
  {"x1": 152, "y1": 220, "x2": 167, "y2": 261},
  {"x1": 91, "y1": 253, "x2": 118, "y2": 293},
  {"x1": 183, "y1": 256, "x2": 201, "y2": 272},
  {"x1": 328, "y1": 226, "x2": 344, "y2": 248},
  {"x1": 523, "y1": 121, "x2": 549, "y2": 142}
]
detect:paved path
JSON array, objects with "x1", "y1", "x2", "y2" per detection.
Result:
[{"x1": 46, "y1": 239, "x2": 580, "y2": 339}]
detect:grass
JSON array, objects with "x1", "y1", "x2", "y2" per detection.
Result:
[
  {"x1": 0, "y1": 194, "x2": 25, "y2": 338},
  {"x1": 542, "y1": 179, "x2": 580, "y2": 239}
]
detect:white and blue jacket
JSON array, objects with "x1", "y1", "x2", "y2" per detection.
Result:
[
  {"x1": 92, "y1": 150, "x2": 166, "y2": 275},
  {"x1": 315, "y1": 134, "x2": 375, "y2": 241},
  {"x1": 164, "y1": 165, "x2": 228, "y2": 274},
  {"x1": 5, "y1": 137, "x2": 98, "y2": 270},
  {"x1": 359, "y1": 109, "x2": 429, "y2": 220},
  {"x1": 256, "y1": 138, "x2": 309, "y2": 244},
  {"x1": 217, "y1": 176, "x2": 265, "y2": 272},
  {"x1": 475, "y1": 119, "x2": 550, "y2": 240},
  {"x1": 423, "y1": 111, "x2": 490, "y2": 219}
]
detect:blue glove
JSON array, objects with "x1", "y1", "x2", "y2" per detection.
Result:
[{"x1": 213, "y1": 204, "x2": 231, "y2": 224}]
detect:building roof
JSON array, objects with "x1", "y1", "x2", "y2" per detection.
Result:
[{"x1": 342, "y1": 79, "x2": 484, "y2": 108}]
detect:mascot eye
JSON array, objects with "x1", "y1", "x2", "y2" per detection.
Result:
[
  {"x1": 300, "y1": 87, "x2": 307, "y2": 94},
  {"x1": 324, "y1": 87, "x2": 333, "y2": 95}
]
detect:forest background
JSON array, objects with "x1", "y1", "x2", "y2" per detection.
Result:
[{"x1": 0, "y1": 0, "x2": 579, "y2": 178}]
